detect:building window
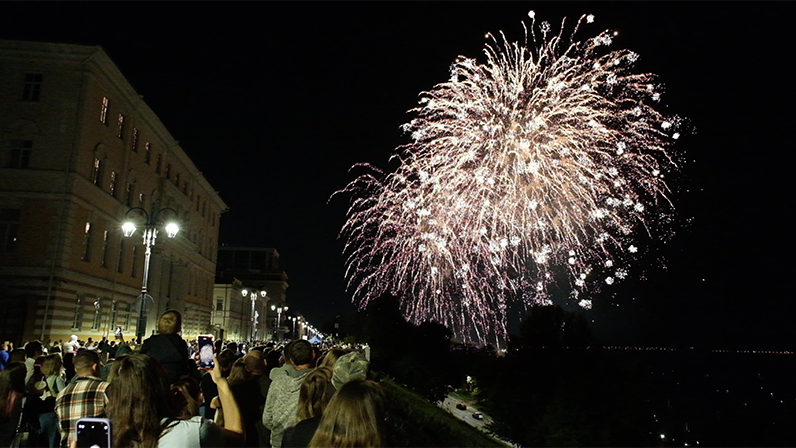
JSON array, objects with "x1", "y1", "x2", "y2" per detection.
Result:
[
  {"x1": 174, "y1": 173, "x2": 180, "y2": 187},
  {"x1": 117, "y1": 238, "x2": 125, "y2": 273},
  {"x1": 216, "y1": 299, "x2": 224, "y2": 311},
  {"x1": 156, "y1": 154, "x2": 162, "y2": 174},
  {"x1": 165, "y1": 163, "x2": 171, "y2": 180},
  {"x1": 117, "y1": 114, "x2": 125, "y2": 138},
  {"x1": 131, "y1": 244, "x2": 138, "y2": 277},
  {"x1": 100, "y1": 97, "x2": 109, "y2": 124},
  {"x1": 91, "y1": 299, "x2": 102, "y2": 330},
  {"x1": 91, "y1": 158, "x2": 103, "y2": 186},
  {"x1": 131, "y1": 128, "x2": 139, "y2": 152},
  {"x1": 109, "y1": 171, "x2": 117, "y2": 197},
  {"x1": 138, "y1": 193, "x2": 145, "y2": 208},
  {"x1": 183, "y1": 181, "x2": 188, "y2": 195},
  {"x1": 22, "y1": 73, "x2": 43, "y2": 101},
  {"x1": 125, "y1": 182, "x2": 134, "y2": 207},
  {"x1": 100, "y1": 230, "x2": 109, "y2": 267},
  {"x1": 0, "y1": 209, "x2": 20, "y2": 252},
  {"x1": 81, "y1": 222, "x2": 92, "y2": 261},
  {"x1": 145, "y1": 142, "x2": 151, "y2": 165},
  {"x1": 8, "y1": 139, "x2": 32, "y2": 169},
  {"x1": 72, "y1": 295, "x2": 84, "y2": 330}
]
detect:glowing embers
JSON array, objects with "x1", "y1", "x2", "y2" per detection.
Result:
[{"x1": 338, "y1": 10, "x2": 683, "y2": 341}]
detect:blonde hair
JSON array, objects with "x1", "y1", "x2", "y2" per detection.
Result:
[
  {"x1": 157, "y1": 310, "x2": 182, "y2": 335},
  {"x1": 296, "y1": 366, "x2": 333, "y2": 422},
  {"x1": 41, "y1": 353, "x2": 63, "y2": 378},
  {"x1": 308, "y1": 379, "x2": 386, "y2": 448},
  {"x1": 319, "y1": 348, "x2": 347, "y2": 369}
]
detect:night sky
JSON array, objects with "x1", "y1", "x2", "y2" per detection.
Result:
[{"x1": 2, "y1": 2, "x2": 792, "y2": 349}]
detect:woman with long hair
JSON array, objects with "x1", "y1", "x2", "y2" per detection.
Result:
[
  {"x1": 106, "y1": 353, "x2": 243, "y2": 447},
  {"x1": 283, "y1": 366, "x2": 333, "y2": 448},
  {"x1": 0, "y1": 362, "x2": 27, "y2": 446},
  {"x1": 308, "y1": 379, "x2": 387, "y2": 448}
]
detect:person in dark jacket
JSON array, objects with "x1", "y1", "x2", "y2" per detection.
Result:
[{"x1": 140, "y1": 310, "x2": 195, "y2": 384}]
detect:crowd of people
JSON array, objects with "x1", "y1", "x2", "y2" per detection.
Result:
[{"x1": 0, "y1": 310, "x2": 386, "y2": 448}]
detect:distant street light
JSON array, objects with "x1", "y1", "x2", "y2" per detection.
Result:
[
  {"x1": 291, "y1": 316, "x2": 297, "y2": 339},
  {"x1": 122, "y1": 206, "x2": 179, "y2": 338},
  {"x1": 271, "y1": 305, "x2": 288, "y2": 340},
  {"x1": 242, "y1": 288, "x2": 266, "y2": 341}
]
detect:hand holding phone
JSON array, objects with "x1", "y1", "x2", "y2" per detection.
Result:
[
  {"x1": 197, "y1": 335, "x2": 215, "y2": 369},
  {"x1": 76, "y1": 417, "x2": 111, "y2": 448}
]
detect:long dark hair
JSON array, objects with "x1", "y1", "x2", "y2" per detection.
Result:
[
  {"x1": 105, "y1": 354, "x2": 179, "y2": 447},
  {"x1": 0, "y1": 362, "x2": 26, "y2": 419}
]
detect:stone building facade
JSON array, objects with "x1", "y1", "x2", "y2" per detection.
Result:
[
  {"x1": 0, "y1": 40, "x2": 227, "y2": 344},
  {"x1": 213, "y1": 247, "x2": 289, "y2": 341}
]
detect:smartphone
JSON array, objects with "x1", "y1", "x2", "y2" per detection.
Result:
[
  {"x1": 76, "y1": 417, "x2": 111, "y2": 448},
  {"x1": 198, "y1": 334, "x2": 215, "y2": 369},
  {"x1": 114, "y1": 326, "x2": 122, "y2": 338}
]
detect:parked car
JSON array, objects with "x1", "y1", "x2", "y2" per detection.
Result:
[
  {"x1": 472, "y1": 412, "x2": 484, "y2": 420},
  {"x1": 456, "y1": 403, "x2": 467, "y2": 410}
]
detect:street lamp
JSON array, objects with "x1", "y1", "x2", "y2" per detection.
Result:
[
  {"x1": 122, "y1": 206, "x2": 179, "y2": 339},
  {"x1": 271, "y1": 305, "x2": 288, "y2": 340},
  {"x1": 291, "y1": 316, "x2": 297, "y2": 339},
  {"x1": 242, "y1": 289, "x2": 266, "y2": 342}
]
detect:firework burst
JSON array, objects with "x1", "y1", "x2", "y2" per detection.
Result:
[{"x1": 338, "y1": 12, "x2": 684, "y2": 341}]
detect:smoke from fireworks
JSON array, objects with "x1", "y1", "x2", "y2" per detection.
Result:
[{"x1": 338, "y1": 12, "x2": 684, "y2": 341}]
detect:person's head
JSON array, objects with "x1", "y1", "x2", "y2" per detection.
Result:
[
  {"x1": 288, "y1": 340, "x2": 315, "y2": 368},
  {"x1": 266, "y1": 347, "x2": 283, "y2": 370},
  {"x1": 297, "y1": 366, "x2": 333, "y2": 422},
  {"x1": 25, "y1": 340, "x2": 43, "y2": 359},
  {"x1": 319, "y1": 348, "x2": 348, "y2": 369},
  {"x1": 226, "y1": 341, "x2": 238, "y2": 353},
  {"x1": 106, "y1": 354, "x2": 178, "y2": 447},
  {"x1": 216, "y1": 349, "x2": 238, "y2": 377},
  {"x1": 115, "y1": 343, "x2": 133, "y2": 358},
  {"x1": 42, "y1": 354, "x2": 63, "y2": 378},
  {"x1": 309, "y1": 379, "x2": 387, "y2": 448},
  {"x1": 73, "y1": 349, "x2": 100, "y2": 377},
  {"x1": 227, "y1": 358, "x2": 250, "y2": 386},
  {"x1": 28, "y1": 355, "x2": 46, "y2": 384},
  {"x1": 0, "y1": 362, "x2": 27, "y2": 419},
  {"x1": 332, "y1": 352, "x2": 370, "y2": 391},
  {"x1": 0, "y1": 342, "x2": 7, "y2": 351},
  {"x1": 9, "y1": 348, "x2": 26, "y2": 363},
  {"x1": 243, "y1": 350, "x2": 267, "y2": 375},
  {"x1": 157, "y1": 310, "x2": 182, "y2": 335},
  {"x1": 171, "y1": 376, "x2": 203, "y2": 419}
]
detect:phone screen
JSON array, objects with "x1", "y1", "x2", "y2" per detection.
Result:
[
  {"x1": 76, "y1": 418, "x2": 111, "y2": 448},
  {"x1": 198, "y1": 335, "x2": 215, "y2": 369}
]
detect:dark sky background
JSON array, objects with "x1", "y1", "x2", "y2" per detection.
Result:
[{"x1": 2, "y1": 2, "x2": 792, "y2": 349}]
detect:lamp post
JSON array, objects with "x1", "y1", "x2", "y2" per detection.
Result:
[
  {"x1": 271, "y1": 305, "x2": 288, "y2": 340},
  {"x1": 122, "y1": 206, "x2": 179, "y2": 339},
  {"x1": 291, "y1": 316, "x2": 297, "y2": 340},
  {"x1": 242, "y1": 289, "x2": 266, "y2": 342}
]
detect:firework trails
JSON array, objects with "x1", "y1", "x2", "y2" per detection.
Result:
[{"x1": 339, "y1": 12, "x2": 683, "y2": 341}]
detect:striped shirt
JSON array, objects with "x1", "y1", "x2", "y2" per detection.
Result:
[{"x1": 55, "y1": 375, "x2": 109, "y2": 446}]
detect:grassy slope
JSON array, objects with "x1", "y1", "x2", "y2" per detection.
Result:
[{"x1": 380, "y1": 378, "x2": 508, "y2": 448}]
